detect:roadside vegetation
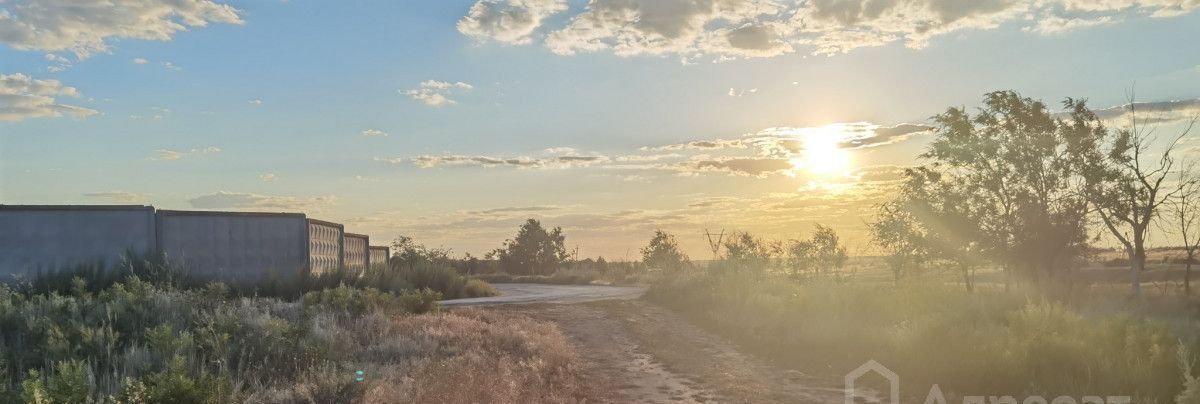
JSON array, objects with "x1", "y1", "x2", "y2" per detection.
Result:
[
  {"x1": 645, "y1": 91, "x2": 1200, "y2": 403},
  {"x1": 0, "y1": 238, "x2": 600, "y2": 404}
]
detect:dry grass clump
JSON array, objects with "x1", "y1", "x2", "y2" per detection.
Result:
[
  {"x1": 359, "y1": 309, "x2": 590, "y2": 404},
  {"x1": 240, "y1": 308, "x2": 591, "y2": 404}
]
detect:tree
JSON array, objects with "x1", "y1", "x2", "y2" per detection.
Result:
[
  {"x1": 491, "y1": 219, "x2": 567, "y2": 275},
  {"x1": 718, "y1": 232, "x2": 775, "y2": 273},
  {"x1": 1070, "y1": 97, "x2": 1194, "y2": 297},
  {"x1": 869, "y1": 200, "x2": 926, "y2": 283},
  {"x1": 893, "y1": 167, "x2": 993, "y2": 291},
  {"x1": 784, "y1": 224, "x2": 848, "y2": 278},
  {"x1": 1169, "y1": 160, "x2": 1200, "y2": 296},
  {"x1": 390, "y1": 235, "x2": 452, "y2": 269},
  {"x1": 924, "y1": 91, "x2": 1092, "y2": 286},
  {"x1": 641, "y1": 230, "x2": 690, "y2": 272}
]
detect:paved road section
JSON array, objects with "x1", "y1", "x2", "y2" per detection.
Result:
[{"x1": 440, "y1": 283, "x2": 646, "y2": 307}]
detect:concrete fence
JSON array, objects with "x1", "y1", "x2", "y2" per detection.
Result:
[
  {"x1": 0, "y1": 204, "x2": 388, "y2": 284},
  {"x1": 369, "y1": 246, "x2": 390, "y2": 269},
  {"x1": 344, "y1": 233, "x2": 369, "y2": 271},
  {"x1": 0, "y1": 205, "x2": 157, "y2": 281}
]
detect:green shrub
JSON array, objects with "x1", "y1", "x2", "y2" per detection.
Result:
[
  {"x1": 307, "y1": 261, "x2": 498, "y2": 300},
  {"x1": 463, "y1": 278, "x2": 498, "y2": 298},
  {"x1": 302, "y1": 284, "x2": 442, "y2": 315}
]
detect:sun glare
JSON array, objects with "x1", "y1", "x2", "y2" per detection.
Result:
[{"x1": 790, "y1": 125, "x2": 851, "y2": 177}]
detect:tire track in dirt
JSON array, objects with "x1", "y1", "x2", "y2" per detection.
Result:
[
  {"x1": 502, "y1": 300, "x2": 860, "y2": 404},
  {"x1": 508, "y1": 303, "x2": 720, "y2": 404}
]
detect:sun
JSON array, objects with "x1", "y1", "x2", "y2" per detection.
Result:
[{"x1": 790, "y1": 126, "x2": 851, "y2": 177}]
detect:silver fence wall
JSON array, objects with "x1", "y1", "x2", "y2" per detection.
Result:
[
  {"x1": 343, "y1": 233, "x2": 369, "y2": 271},
  {"x1": 307, "y1": 219, "x2": 343, "y2": 274},
  {"x1": 157, "y1": 210, "x2": 309, "y2": 283},
  {"x1": 0, "y1": 205, "x2": 157, "y2": 282},
  {"x1": 368, "y1": 246, "x2": 389, "y2": 268}
]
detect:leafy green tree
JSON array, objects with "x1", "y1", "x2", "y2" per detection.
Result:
[
  {"x1": 491, "y1": 219, "x2": 567, "y2": 275},
  {"x1": 784, "y1": 224, "x2": 848, "y2": 278},
  {"x1": 390, "y1": 235, "x2": 453, "y2": 269},
  {"x1": 718, "y1": 232, "x2": 775, "y2": 273},
  {"x1": 919, "y1": 91, "x2": 1093, "y2": 286},
  {"x1": 869, "y1": 200, "x2": 926, "y2": 283},
  {"x1": 641, "y1": 230, "x2": 690, "y2": 272}
]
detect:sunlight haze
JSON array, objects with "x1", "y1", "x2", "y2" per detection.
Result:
[{"x1": 2, "y1": 0, "x2": 1199, "y2": 258}]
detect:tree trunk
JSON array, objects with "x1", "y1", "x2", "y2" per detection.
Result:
[
  {"x1": 1131, "y1": 248, "x2": 1145, "y2": 297},
  {"x1": 1003, "y1": 262, "x2": 1011, "y2": 293},
  {"x1": 960, "y1": 263, "x2": 974, "y2": 293},
  {"x1": 1186, "y1": 251, "x2": 1193, "y2": 296}
]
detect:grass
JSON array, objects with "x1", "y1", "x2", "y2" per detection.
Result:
[
  {"x1": 0, "y1": 277, "x2": 585, "y2": 403},
  {"x1": 308, "y1": 261, "x2": 499, "y2": 300},
  {"x1": 0, "y1": 253, "x2": 563, "y2": 403},
  {"x1": 646, "y1": 269, "x2": 1200, "y2": 402},
  {"x1": 18, "y1": 252, "x2": 498, "y2": 301}
]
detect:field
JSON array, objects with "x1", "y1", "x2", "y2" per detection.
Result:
[
  {"x1": 0, "y1": 255, "x2": 603, "y2": 404},
  {"x1": 7, "y1": 247, "x2": 1200, "y2": 403}
]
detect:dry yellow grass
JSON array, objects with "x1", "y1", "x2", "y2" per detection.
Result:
[
  {"x1": 241, "y1": 308, "x2": 594, "y2": 404},
  {"x1": 365, "y1": 309, "x2": 592, "y2": 404}
]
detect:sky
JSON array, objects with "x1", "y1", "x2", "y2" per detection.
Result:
[{"x1": 2, "y1": 0, "x2": 1200, "y2": 259}]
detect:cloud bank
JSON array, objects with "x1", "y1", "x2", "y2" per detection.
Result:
[
  {"x1": 0, "y1": 0, "x2": 243, "y2": 59},
  {"x1": 458, "y1": 0, "x2": 1200, "y2": 60},
  {"x1": 188, "y1": 191, "x2": 337, "y2": 211},
  {"x1": 0, "y1": 73, "x2": 97, "y2": 122}
]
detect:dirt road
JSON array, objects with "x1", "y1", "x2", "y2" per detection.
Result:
[
  {"x1": 445, "y1": 284, "x2": 855, "y2": 403},
  {"x1": 439, "y1": 283, "x2": 646, "y2": 306}
]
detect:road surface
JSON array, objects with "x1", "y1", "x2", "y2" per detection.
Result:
[
  {"x1": 441, "y1": 283, "x2": 856, "y2": 403},
  {"x1": 439, "y1": 283, "x2": 646, "y2": 306}
]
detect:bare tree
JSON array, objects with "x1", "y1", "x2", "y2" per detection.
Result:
[
  {"x1": 1170, "y1": 159, "x2": 1200, "y2": 296},
  {"x1": 1073, "y1": 96, "x2": 1195, "y2": 297}
]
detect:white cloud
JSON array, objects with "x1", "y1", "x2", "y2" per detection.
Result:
[
  {"x1": 458, "y1": 0, "x2": 569, "y2": 44},
  {"x1": 161, "y1": 61, "x2": 182, "y2": 71},
  {"x1": 133, "y1": 57, "x2": 149, "y2": 65},
  {"x1": 0, "y1": 73, "x2": 98, "y2": 122},
  {"x1": 463, "y1": 0, "x2": 1200, "y2": 60},
  {"x1": 465, "y1": 205, "x2": 564, "y2": 216},
  {"x1": 248, "y1": 99, "x2": 262, "y2": 105},
  {"x1": 187, "y1": 191, "x2": 337, "y2": 211},
  {"x1": 544, "y1": 146, "x2": 578, "y2": 154},
  {"x1": 545, "y1": 0, "x2": 790, "y2": 58},
  {"x1": 1092, "y1": 99, "x2": 1200, "y2": 126},
  {"x1": 149, "y1": 146, "x2": 221, "y2": 161},
  {"x1": 1024, "y1": 14, "x2": 1114, "y2": 34},
  {"x1": 401, "y1": 80, "x2": 473, "y2": 107},
  {"x1": 0, "y1": 0, "x2": 243, "y2": 59},
  {"x1": 82, "y1": 191, "x2": 149, "y2": 203},
  {"x1": 45, "y1": 53, "x2": 72, "y2": 72},
  {"x1": 362, "y1": 129, "x2": 388, "y2": 137},
  {"x1": 728, "y1": 87, "x2": 758, "y2": 97},
  {"x1": 260, "y1": 173, "x2": 277, "y2": 182},
  {"x1": 643, "y1": 122, "x2": 932, "y2": 154},
  {"x1": 394, "y1": 154, "x2": 610, "y2": 169}
]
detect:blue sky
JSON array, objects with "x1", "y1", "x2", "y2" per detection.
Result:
[{"x1": 2, "y1": 0, "x2": 1200, "y2": 257}]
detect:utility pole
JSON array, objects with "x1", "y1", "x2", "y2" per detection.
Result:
[{"x1": 704, "y1": 228, "x2": 724, "y2": 260}]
